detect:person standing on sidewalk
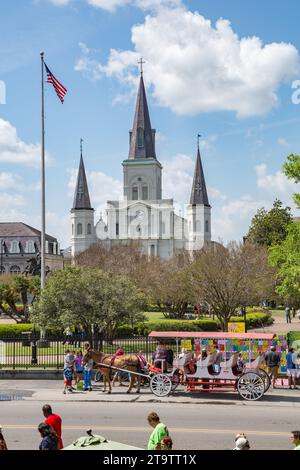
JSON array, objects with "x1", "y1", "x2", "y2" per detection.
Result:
[
  {"x1": 286, "y1": 348, "x2": 298, "y2": 390},
  {"x1": 0, "y1": 426, "x2": 8, "y2": 451},
  {"x1": 265, "y1": 346, "x2": 281, "y2": 388},
  {"x1": 285, "y1": 305, "x2": 291, "y2": 324},
  {"x1": 42, "y1": 405, "x2": 63, "y2": 449},
  {"x1": 84, "y1": 356, "x2": 93, "y2": 391}
]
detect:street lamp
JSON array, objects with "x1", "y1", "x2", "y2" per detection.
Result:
[{"x1": 0, "y1": 239, "x2": 3, "y2": 275}]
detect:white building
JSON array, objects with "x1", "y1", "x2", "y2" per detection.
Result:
[{"x1": 71, "y1": 72, "x2": 212, "y2": 259}]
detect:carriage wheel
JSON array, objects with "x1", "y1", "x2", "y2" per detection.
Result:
[
  {"x1": 237, "y1": 372, "x2": 265, "y2": 401},
  {"x1": 257, "y1": 368, "x2": 271, "y2": 392},
  {"x1": 150, "y1": 374, "x2": 172, "y2": 397}
]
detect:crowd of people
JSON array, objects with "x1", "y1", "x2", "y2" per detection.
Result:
[{"x1": 0, "y1": 413, "x2": 299, "y2": 450}]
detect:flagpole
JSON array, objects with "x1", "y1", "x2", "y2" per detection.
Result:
[{"x1": 40, "y1": 52, "x2": 46, "y2": 291}]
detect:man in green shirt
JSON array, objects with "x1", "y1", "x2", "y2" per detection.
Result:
[
  {"x1": 291, "y1": 430, "x2": 300, "y2": 450},
  {"x1": 147, "y1": 412, "x2": 169, "y2": 450}
]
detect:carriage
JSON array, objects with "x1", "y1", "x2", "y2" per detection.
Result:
[{"x1": 147, "y1": 331, "x2": 276, "y2": 401}]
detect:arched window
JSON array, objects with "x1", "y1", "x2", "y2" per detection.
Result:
[
  {"x1": 87, "y1": 223, "x2": 92, "y2": 235},
  {"x1": 132, "y1": 186, "x2": 138, "y2": 200},
  {"x1": 205, "y1": 220, "x2": 209, "y2": 233},
  {"x1": 77, "y1": 223, "x2": 83, "y2": 235},
  {"x1": 196, "y1": 220, "x2": 201, "y2": 233},
  {"x1": 72, "y1": 224, "x2": 74, "y2": 235},
  {"x1": 10, "y1": 265, "x2": 20, "y2": 274},
  {"x1": 11, "y1": 241, "x2": 19, "y2": 253},
  {"x1": 137, "y1": 127, "x2": 144, "y2": 148}
]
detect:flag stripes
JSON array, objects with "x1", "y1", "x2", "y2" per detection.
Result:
[{"x1": 44, "y1": 63, "x2": 67, "y2": 103}]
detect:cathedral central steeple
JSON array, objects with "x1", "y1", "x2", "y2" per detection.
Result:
[{"x1": 128, "y1": 68, "x2": 156, "y2": 160}]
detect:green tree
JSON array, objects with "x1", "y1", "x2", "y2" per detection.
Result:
[
  {"x1": 269, "y1": 222, "x2": 300, "y2": 305},
  {"x1": 0, "y1": 275, "x2": 40, "y2": 323},
  {"x1": 246, "y1": 199, "x2": 293, "y2": 246},
  {"x1": 283, "y1": 153, "x2": 300, "y2": 209},
  {"x1": 31, "y1": 267, "x2": 147, "y2": 342}
]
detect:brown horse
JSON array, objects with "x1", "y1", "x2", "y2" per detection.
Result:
[{"x1": 82, "y1": 348, "x2": 142, "y2": 394}]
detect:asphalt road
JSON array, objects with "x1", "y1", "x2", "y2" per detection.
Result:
[{"x1": 0, "y1": 400, "x2": 298, "y2": 450}]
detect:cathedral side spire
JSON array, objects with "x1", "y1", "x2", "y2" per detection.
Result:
[
  {"x1": 190, "y1": 137, "x2": 210, "y2": 207},
  {"x1": 72, "y1": 139, "x2": 93, "y2": 210},
  {"x1": 128, "y1": 66, "x2": 156, "y2": 160}
]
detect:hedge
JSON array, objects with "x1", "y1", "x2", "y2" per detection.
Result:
[
  {"x1": 0, "y1": 324, "x2": 63, "y2": 338},
  {"x1": 287, "y1": 331, "x2": 300, "y2": 346},
  {"x1": 231, "y1": 313, "x2": 274, "y2": 329},
  {"x1": 0, "y1": 312, "x2": 273, "y2": 338}
]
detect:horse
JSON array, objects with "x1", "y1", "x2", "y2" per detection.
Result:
[{"x1": 82, "y1": 348, "x2": 142, "y2": 394}]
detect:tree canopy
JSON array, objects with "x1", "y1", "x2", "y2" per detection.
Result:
[
  {"x1": 31, "y1": 267, "x2": 147, "y2": 341},
  {"x1": 0, "y1": 275, "x2": 40, "y2": 323},
  {"x1": 246, "y1": 199, "x2": 293, "y2": 246},
  {"x1": 269, "y1": 222, "x2": 300, "y2": 305},
  {"x1": 283, "y1": 153, "x2": 300, "y2": 209},
  {"x1": 191, "y1": 242, "x2": 276, "y2": 331}
]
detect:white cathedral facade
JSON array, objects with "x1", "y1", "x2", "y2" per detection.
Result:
[{"x1": 71, "y1": 73, "x2": 212, "y2": 259}]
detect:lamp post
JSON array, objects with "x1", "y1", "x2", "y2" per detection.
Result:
[
  {"x1": 0, "y1": 239, "x2": 3, "y2": 275},
  {"x1": 31, "y1": 324, "x2": 38, "y2": 365}
]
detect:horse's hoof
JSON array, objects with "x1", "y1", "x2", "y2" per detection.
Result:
[
  {"x1": 126, "y1": 390, "x2": 131, "y2": 394},
  {"x1": 136, "y1": 390, "x2": 140, "y2": 394},
  {"x1": 107, "y1": 391, "x2": 111, "y2": 394}
]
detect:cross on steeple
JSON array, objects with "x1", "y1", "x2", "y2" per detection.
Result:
[
  {"x1": 138, "y1": 57, "x2": 146, "y2": 75},
  {"x1": 80, "y1": 138, "x2": 83, "y2": 157},
  {"x1": 195, "y1": 178, "x2": 202, "y2": 195}
]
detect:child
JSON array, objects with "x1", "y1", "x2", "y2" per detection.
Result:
[
  {"x1": 75, "y1": 351, "x2": 83, "y2": 385},
  {"x1": 84, "y1": 356, "x2": 93, "y2": 391}
]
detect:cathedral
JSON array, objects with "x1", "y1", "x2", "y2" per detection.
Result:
[{"x1": 71, "y1": 71, "x2": 212, "y2": 259}]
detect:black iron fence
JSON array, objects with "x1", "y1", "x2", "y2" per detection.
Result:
[{"x1": 0, "y1": 333, "x2": 173, "y2": 370}]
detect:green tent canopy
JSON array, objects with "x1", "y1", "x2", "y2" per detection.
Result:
[{"x1": 63, "y1": 432, "x2": 142, "y2": 451}]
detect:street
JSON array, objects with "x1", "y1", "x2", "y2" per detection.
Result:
[{"x1": 0, "y1": 390, "x2": 299, "y2": 450}]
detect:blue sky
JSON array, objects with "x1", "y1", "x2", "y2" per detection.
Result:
[{"x1": 0, "y1": 0, "x2": 299, "y2": 247}]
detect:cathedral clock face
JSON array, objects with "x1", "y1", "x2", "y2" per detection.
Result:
[{"x1": 136, "y1": 210, "x2": 145, "y2": 220}]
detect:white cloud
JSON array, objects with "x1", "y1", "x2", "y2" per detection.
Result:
[
  {"x1": 212, "y1": 196, "x2": 270, "y2": 242},
  {"x1": 255, "y1": 163, "x2": 297, "y2": 193},
  {"x1": 76, "y1": 5, "x2": 300, "y2": 117},
  {"x1": 0, "y1": 118, "x2": 49, "y2": 168},
  {"x1": 0, "y1": 172, "x2": 40, "y2": 192},
  {"x1": 86, "y1": 0, "x2": 180, "y2": 12},
  {"x1": 68, "y1": 167, "x2": 122, "y2": 220},
  {"x1": 0, "y1": 193, "x2": 25, "y2": 207}
]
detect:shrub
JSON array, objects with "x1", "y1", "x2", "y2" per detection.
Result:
[
  {"x1": 132, "y1": 319, "x2": 220, "y2": 336},
  {"x1": 231, "y1": 313, "x2": 274, "y2": 329},
  {"x1": 0, "y1": 324, "x2": 63, "y2": 338},
  {"x1": 287, "y1": 331, "x2": 300, "y2": 346}
]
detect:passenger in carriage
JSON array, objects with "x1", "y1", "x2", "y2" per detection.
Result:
[
  {"x1": 201, "y1": 348, "x2": 208, "y2": 360},
  {"x1": 237, "y1": 353, "x2": 245, "y2": 372},
  {"x1": 213, "y1": 345, "x2": 223, "y2": 373},
  {"x1": 152, "y1": 343, "x2": 168, "y2": 373}
]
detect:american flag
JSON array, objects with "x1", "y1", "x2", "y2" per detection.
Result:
[{"x1": 44, "y1": 63, "x2": 67, "y2": 103}]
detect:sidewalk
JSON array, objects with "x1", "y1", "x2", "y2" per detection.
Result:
[{"x1": 0, "y1": 380, "x2": 299, "y2": 407}]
